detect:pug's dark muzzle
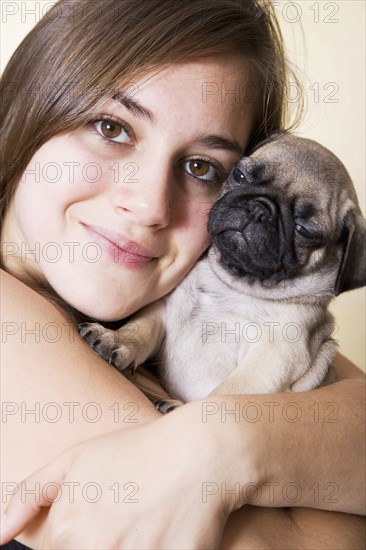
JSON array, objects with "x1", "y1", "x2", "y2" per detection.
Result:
[{"x1": 208, "y1": 189, "x2": 298, "y2": 283}]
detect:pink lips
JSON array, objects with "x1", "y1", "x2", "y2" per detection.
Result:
[{"x1": 82, "y1": 223, "x2": 156, "y2": 266}]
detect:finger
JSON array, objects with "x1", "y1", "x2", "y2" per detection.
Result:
[{"x1": 0, "y1": 451, "x2": 72, "y2": 544}]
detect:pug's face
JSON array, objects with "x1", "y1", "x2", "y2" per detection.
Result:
[{"x1": 208, "y1": 133, "x2": 366, "y2": 297}]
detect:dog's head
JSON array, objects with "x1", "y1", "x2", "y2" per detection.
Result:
[{"x1": 208, "y1": 133, "x2": 366, "y2": 298}]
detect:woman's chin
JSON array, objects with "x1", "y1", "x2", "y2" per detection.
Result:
[
  {"x1": 74, "y1": 298, "x2": 135, "y2": 322},
  {"x1": 51, "y1": 284, "x2": 134, "y2": 322}
]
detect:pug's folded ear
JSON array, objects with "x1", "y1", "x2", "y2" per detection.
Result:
[{"x1": 334, "y1": 210, "x2": 366, "y2": 295}]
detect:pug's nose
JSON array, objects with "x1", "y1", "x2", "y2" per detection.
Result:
[
  {"x1": 249, "y1": 197, "x2": 277, "y2": 221},
  {"x1": 232, "y1": 196, "x2": 277, "y2": 224}
]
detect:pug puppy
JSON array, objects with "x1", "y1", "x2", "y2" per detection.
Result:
[{"x1": 80, "y1": 133, "x2": 366, "y2": 412}]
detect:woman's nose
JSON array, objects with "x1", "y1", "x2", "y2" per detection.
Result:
[{"x1": 110, "y1": 157, "x2": 172, "y2": 228}]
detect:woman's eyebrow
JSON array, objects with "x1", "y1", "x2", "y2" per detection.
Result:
[
  {"x1": 112, "y1": 92, "x2": 155, "y2": 122},
  {"x1": 195, "y1": 134, "x2": 244, "y2": 156}
]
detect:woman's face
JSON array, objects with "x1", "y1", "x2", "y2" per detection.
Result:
[{"x1": 3, "y1": 57, "x2": 254, "y2": 320}]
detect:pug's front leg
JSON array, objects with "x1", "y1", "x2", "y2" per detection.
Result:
[
  {"x1": 208, "y1": 343, "x2": 313, "y2": 396},
  {"x1": 79, "y1": 299, "x2": 166, "y2": 373}
]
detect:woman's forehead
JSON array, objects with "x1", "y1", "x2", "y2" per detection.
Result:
[
  {"x1": 97, "y1": 58, "x2": 253, "y2": 124},
  {"x1": 95, "y1": 56, "x2": 248, "y2": 99}
]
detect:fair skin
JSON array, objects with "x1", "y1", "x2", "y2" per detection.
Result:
[{"x1": 1, "y1": 58, "x2": 365, "y2": 549}]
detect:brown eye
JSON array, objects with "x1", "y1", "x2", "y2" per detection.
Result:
[
  {"x1": 92, "y1": 118, "x2": 131, "y2": 145},
  {"x1": 182, "y1": 158, "x2": 221, "y2": 184},
  {"x1": 189, "y1": 160, "x2": 210, "y2": 177},
  {"x1": 100, "y1": 120, "x2": 123, "y2": 139}
]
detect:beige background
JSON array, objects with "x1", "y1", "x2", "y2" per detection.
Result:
[{"x1": 1, "y1": 1, "x2": 365, "y2": 370}]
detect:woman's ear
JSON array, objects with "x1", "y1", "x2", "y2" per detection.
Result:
[{"x1": 334, "y1": 210, "x2": 366, "y2": 295}]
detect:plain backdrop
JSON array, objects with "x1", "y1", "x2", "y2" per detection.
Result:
[{"x1": 1, "y1": 0, "x2": 365, "y2": 370}]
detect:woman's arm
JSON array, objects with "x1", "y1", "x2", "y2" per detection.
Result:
[
  {"x1": 197, "y1": 355, "x2": 365, "y2": 516},
  {"x1": 1, "y1": 269, "x2": 160, "y2": 479},
  {"x1": 2, "y1": 358, "x2": 365, "y2": 549},
  {"x1": 0, "y1": 270, "x2": 236, "y2": 550},
  {"x1": 1, "y1": 269, "x2": 161, "y2": 546},
  {"x1": 2, "y1": 269, "x2": 365, "y2": 547},
  {"x1": 0, "y1": 269, "x2": 250, "y2": 549}
]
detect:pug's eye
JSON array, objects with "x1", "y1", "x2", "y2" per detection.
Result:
[
  {"x1": 295, "y1": 224, "x2": 314, "y2": 239},
  {"x1": 294, "y1": 220, "x2": 324, "y2": 243},
  {"x1": 232, "y1": 166, "x2": 246, "y2": 184}
]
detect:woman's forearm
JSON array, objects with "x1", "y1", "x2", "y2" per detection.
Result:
[{"x1": 193, "y1": 357, "x2": 365, "y2": 516}]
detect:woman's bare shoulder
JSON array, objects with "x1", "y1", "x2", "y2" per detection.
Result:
[
  {"x1": 1, "y1": 269, "x2": 158, "y2": 490},
  {"x1": 1, "y1": 268, "x2": 83, "y2": 360},
  {"x1": 1, "y1": 268, "x2": 62, "y2": 318}
]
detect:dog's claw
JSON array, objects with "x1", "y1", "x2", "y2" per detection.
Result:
[
  {"x1": 154, "y1": 399, "x2": 182, "y2": 414},
  {"x1": 108, "y1": 348, "x2": 135, "y2": 372},
  {"x1": 129, "y1": 364, "x2": 137, "y2": 375},
  {"x1": 165, "y1": 404, "x2": 178, "y2": 413},
  {"x1": 91, "y1": 338, "x2": 101, "y2": 349},
  {"x1": 110, "y1": 350, "x2": 119, "y2": 367}
]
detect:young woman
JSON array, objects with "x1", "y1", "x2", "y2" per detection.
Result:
[{"x1": 1, "y1": 0, "x2": 365, "y2": 548}]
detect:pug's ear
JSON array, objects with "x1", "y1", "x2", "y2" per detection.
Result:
[
  {"x1": 232, "y1": 157, "x2": 267, "y2": 185},
  {"x1": 334, "y1": 211, "x2": 366, "y2": 295}
]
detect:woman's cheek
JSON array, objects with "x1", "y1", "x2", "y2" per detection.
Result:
[
  {"x1": 30, "y1": 132, "x2": 114, "y2": 191},
  {"x1": 176, "y1": 201, "x2": 213, "y2": 263}
]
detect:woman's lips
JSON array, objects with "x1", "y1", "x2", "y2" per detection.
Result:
[{"x1": 81, "y1": 223, "x2": 156, "y2": 267}]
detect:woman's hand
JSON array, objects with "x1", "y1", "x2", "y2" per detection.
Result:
[{"x1": 0, "y1": 402, "x2": 247, "y2": 550}]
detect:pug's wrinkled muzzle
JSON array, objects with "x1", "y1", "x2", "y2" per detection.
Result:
[{"x1": 208, "y1": 191, "x2": 296, "y2": 283}]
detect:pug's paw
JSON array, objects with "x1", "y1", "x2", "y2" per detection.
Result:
[
  {"x1": 78, "y1": 322, "x2": 135, "y2": 372},
  {"x1": 108, "y1": 344, "x2": 138, "y2": 372},
  {"x1": 78, "y1": 322, "x2": 105, "y2": 342},
  {"x1": 78, "y1": 322, "x2": 117, "y2": 360}
]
